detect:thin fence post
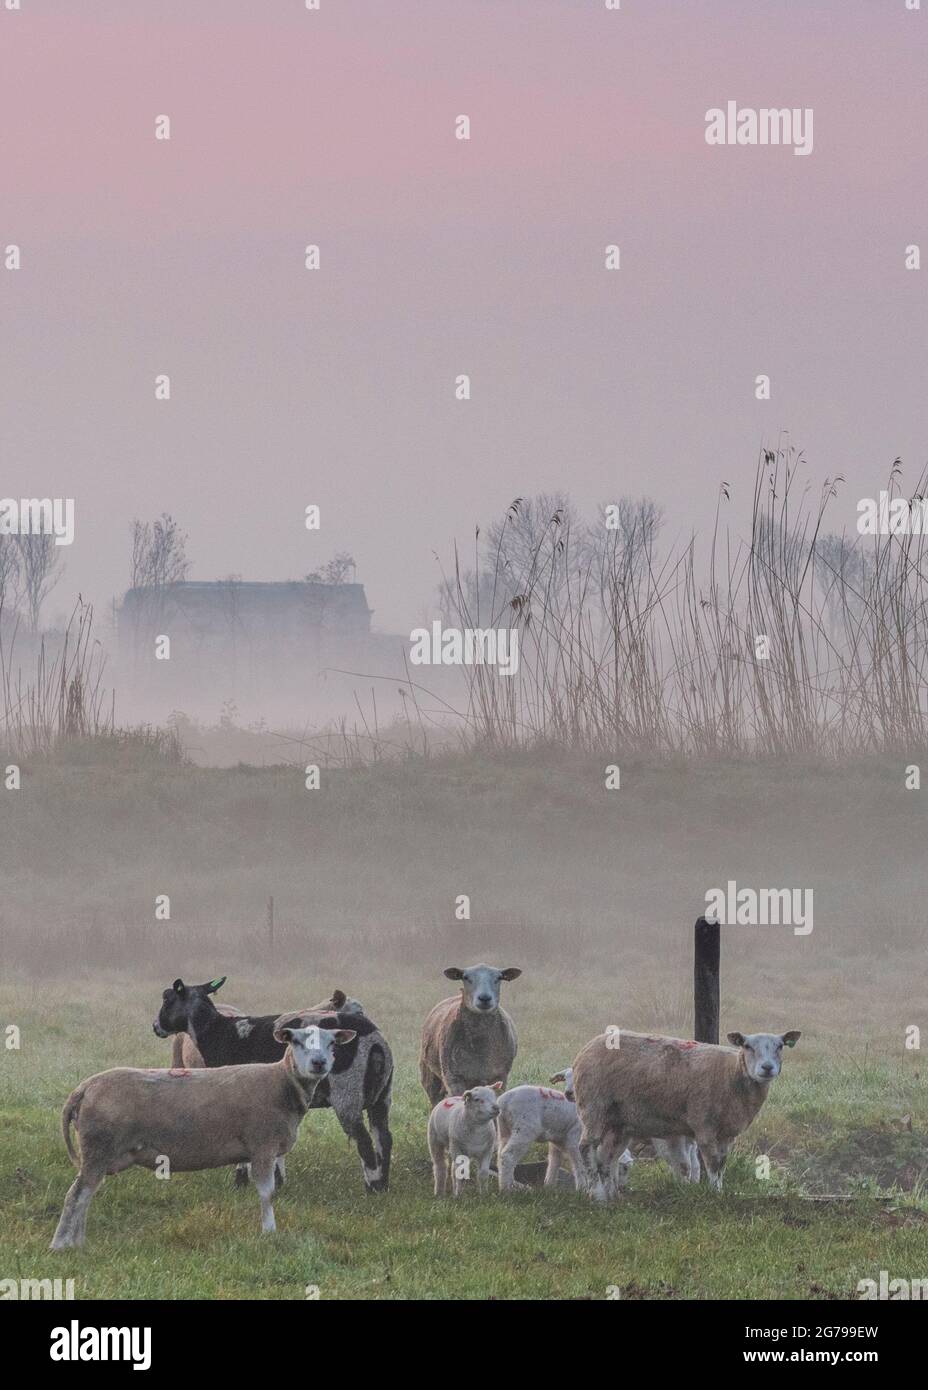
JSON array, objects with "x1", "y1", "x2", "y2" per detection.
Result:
[
  {"x1": 694, "y1": 915, "x2": 720, "y2": 1044},
  {"x1": 267, "y1": 895, "x2": 274, "y2": 955}
]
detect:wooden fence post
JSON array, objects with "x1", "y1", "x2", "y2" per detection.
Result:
[{"x1": 694, "y1": 914, "x2": 720, "y2": 1044}]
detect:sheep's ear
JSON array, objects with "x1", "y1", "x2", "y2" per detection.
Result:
[
  {"x1": 444, "y1": 967, "x2": 464, "y2": 980},
  {"x1": 274, "y1": 1026, "x2": 295, "y2": 1045},
  {"x1": 330, "y1": 989, "x2": 347, "y2": 1009},
  {"x1": 782, "y1": 1030, "x2": 801, "y2": 1048},
  {"x1": 727, "y1": 1032, "x2": 746, "y2": 1048},
  {"x1": 499, "y1": 967, "x2": 522, "y2": 981},
  {"x1": 462, "y1": 1090, "x2": 473, "y2": 1103},
  {"x1": 332, "y1": 1029, "x2": 357, "y2": 1046},
  {"x1": 206, "y1": 976, "x2": 226, "y2": 994},
  {"x1": 549, "y1": 1071, "x2": 566, "y2": 1084},
  {"x1": 491, "y1": 1081, "x2": 503, "y2": 1092},
  {"x1": 173, "y1": 979, "x2": 185, "y2": 995}
]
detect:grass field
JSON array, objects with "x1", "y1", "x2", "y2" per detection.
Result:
[
  {"x1": 1, "y1": 970, "x2": 927, "y2": 1301},
  {"x1": 1, "y1": 753, "x2": 927, "y2": 1298}
]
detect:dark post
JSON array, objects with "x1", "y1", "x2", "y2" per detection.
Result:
[
  {"x1": 694, "y1": 915, "x2": 720, "y2": 1044},
  {"x1": 267, "y1": 895, "x2": 274, "y2": 955}
]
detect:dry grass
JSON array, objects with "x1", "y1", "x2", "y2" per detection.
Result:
[{"x1": 439, "y1": 449, "x2": 928, "y2": 758}]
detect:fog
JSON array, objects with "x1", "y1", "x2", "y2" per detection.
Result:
[{"x1": 2, "y1": 0, "x2": 926, "y2": 642}]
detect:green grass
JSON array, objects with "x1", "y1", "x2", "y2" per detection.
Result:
[
  {"x1": 2, "y1": 753, "x2": 928, "y2": 1297},
  {"x1": 2, "y1": 973, "x2": 927, "y2": 1301}
]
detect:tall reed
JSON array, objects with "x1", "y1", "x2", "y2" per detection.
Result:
[{"x1": 439, "y1": 448, "x2": 928, "y2": 758}]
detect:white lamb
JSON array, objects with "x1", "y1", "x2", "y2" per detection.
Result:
[
  {"x1": 428, "y1": 1086, "x2": 501, "y2": 1196},
  {"x1": 497, "y1": 1068, "x2": 633, "y2": 1193}
]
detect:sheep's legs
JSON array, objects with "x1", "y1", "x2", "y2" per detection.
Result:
[
  {"x1": 476, "y1": 1154, "x2": 492, "y2": 1195},
  {"x1": 563, "y1": 1138, "x2": 590, "y2": 1193},
  {"x1": 697, "y1": 1138, "x2": 728, "y2": 1192},
  {"x1": 430, "y1": 1140, "x2": 449, "y2": 1196},
  {"x1": 653, "y1": 1136, "x2": 699, "y2": 1184},
  {"x1": 51, "y1": 1168, "x2": 105, "y2": 1250},
  {"x1": 606, "y1": 1148, "x2": 635, "y2": 1198},
  {"x1": 345, "y1": 1116, "x2": 384, "y2": 1193},
  {"x1": 581, "y1": 1129, "x2": 629, "y2": 1201},
  {"x1": 497, "y1": 1132, "x2": 531, "y2": 1190},
  {"x1": 421, "y1": 1068, "x2": 446, "y2": 1109},
  {"x1": 544, "y1": 1143, "x2": 563, "y2": 1187},
  {"x1": 252, "y1": 1155, "x2": 277, "y2": 1233},
  {"x1": 368, "y1": 1095, "x2": 393, "y2": 1192}
]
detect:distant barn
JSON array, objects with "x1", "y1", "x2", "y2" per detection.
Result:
[
  {"x1": 118, "y1": 580, "x2": 377, "y2": 712},
  {"x1": 121, "y1": 579, "x2": 372, "y2": 648}
]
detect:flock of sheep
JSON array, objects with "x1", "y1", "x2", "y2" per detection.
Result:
[{"x1": 49, "y1": 963, "x2": 801, "y2": 1249}]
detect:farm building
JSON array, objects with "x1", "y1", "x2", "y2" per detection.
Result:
[
  {"x1": 120, "y1": 579, "x2": 372, "y2": 649},
  {"x1": 117, "y1": 579, "x2": 393, "y2": 720}
]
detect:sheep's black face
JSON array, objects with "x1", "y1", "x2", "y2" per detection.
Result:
[
  {"x1": 153, "y1": 980, "x2": 190, "y2": 1037},
  {"x1": 152, "y1": 976, "x2": 225, "y2": 1038}
]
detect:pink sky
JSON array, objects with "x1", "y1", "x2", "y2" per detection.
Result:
[{"x1": 2, "y1": 0, "x2": 927, "y2": 635}]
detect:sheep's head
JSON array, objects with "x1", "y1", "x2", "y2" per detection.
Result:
[
  {"x1": 549, "y1": 1067, "x2": 574, "y2": 1100},
  {"x1": 462, "y1": 1086, "x2": 501, "y2": 1122},
  {"x1": 274, "y1": 1024, "x2": 357, "y2": 1079},
  {"x1": 727, "y1": 1031, "x2": 801, "y2": 1082},
  {"x1": 444, "y1": 964, "x2": 522, "y2": 1014},
  {"x1": 315, "y1": 989, "x2": 365, "y2": 1016},
  {"x1": 153, "y1": 976, "x2": 226, "y2": 1038}
]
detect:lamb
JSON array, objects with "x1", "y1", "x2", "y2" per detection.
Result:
[
  {"x1": 428, "y1": 1086, "x2": 501, "y2": 1196},
  {"x1": 419, "y1": 964, "x2": 522, "y2": 1105},
  {"x1": 497, "y1": 1071, "x2": 594, "y2": 1192},
  {"x1": 154, "y1": 978, "x2": 393, "y2": 1192},
  {"x1": 50, "y1": 1023, "x2": 356, "y2": 1249},
  {"x1": 573, "y1": 1028, "x2": 801, "y2": 1199}
]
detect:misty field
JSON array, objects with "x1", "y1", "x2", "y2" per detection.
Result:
[
  {"x1": 0, "y1": 971, "x2": 926, "y2": 1301},
  {"x1": 1, "y1": 752, "x2": 927, "y2": 1298}
]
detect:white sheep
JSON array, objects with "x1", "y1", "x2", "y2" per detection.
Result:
[
  {"x1": 573, "y1": 1029, "x2": 801, "y2": 1199},
  {"x1": 51, "y1": 1024, "x2": 356, "y2": 1248},
  {"x1": 497, "y1": 1069, "x2": 605, "y2": 1192},
  {"x1": 496, "y1": 1068, "x2": 694, "y2": 1196},
  {"x1": 428, "y1": 1086, "x2": 501, "y2": 1196},
  {"x1": 419, "y1": 964, "x2": 521, "y2": 1105}
]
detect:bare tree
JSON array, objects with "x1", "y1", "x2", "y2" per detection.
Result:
[
  {"x1": 593, "y1": 496, "x2": 664, "y2": 569},
  {"x1": 305, "y1": 551, "x2": 356, "y2": 585},
  {"x1": 0, "y1": 535, "x2": 20, "y2": 617},
  {"x1": 484, "y1": 492, "x2": 581, "y2": 594},
  {"x1": 131, "y1": 514, "x2": 189, "y2": 590},
  {"x1": 15, "y1": 533, "x2": 63, "y2": 633},
  {"x1": 126, "y1": 514, "x2": 190, "y2": 660}
]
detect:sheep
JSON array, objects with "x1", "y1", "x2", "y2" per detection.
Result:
[
  {"x1": 496, "y1": 1068, "x2": 650, "y2": 1194},
  {"x1": 497, "y1": 1071, "x2": 594, "y2": 1192},
  {"x1": 272, "y1": 1004, "x2": 393, "y2": 1194},
  {"x1": 154, "y1": 978, "x2": 393, "y2": 1192},
  {"x1": 169, "y1": 986, "x2": 362, "y2": 1068},
  {"x1": 573, "y1": 1028, "x2": 801, "y2": 1199},
  {"x1": 549, "y1": 1067, "x2": 698, "y2": 1191},
  {"x1": 50, "y1": 1023, "x2": 356, "y2": 1249},
  {"x1": 428, "y1": 1087, "x2": 501, "y2": 1196},
  {"x1": 419, "y1": 964, "x2": 522, "y2": 1105}
]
